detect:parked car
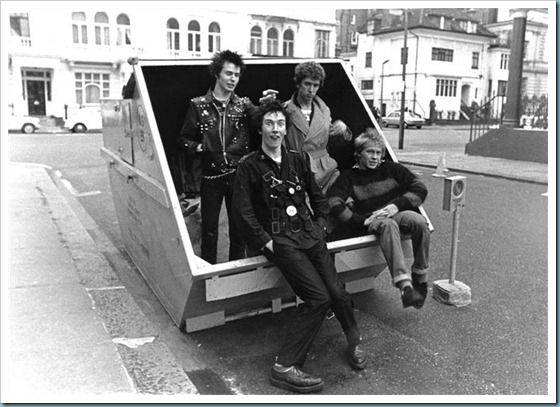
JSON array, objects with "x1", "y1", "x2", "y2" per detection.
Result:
[
  {"x1": 8, "y1": 115, "x2": 41, "y2": 134},
  {"x1": 65, "y1": 106, "x2": 102, "y2": 133},
  {"x1": 381, "y1": 111, "x2": 425, "y2": 128}
]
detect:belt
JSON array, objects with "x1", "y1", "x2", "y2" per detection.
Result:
[{"x1": 304, "y1": 149, "x2": 329, "y2": 159}]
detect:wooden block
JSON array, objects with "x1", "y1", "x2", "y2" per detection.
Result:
[
  {"x1": 432, "y1": 280, "x2": 471, "y2": 307},
  {"x1": 185, "y1": 311, "x2": 225, "y2": 332}
]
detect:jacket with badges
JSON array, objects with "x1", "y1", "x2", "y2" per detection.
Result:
[
  {"x1": 233, "y1": 148, "x2": 329, "y2": 251},
  {"x1": 179, "y1": 88, "x2": 255, "y2": 176}
]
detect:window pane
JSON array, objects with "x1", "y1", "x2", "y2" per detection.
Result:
[
  {"x1": 117, "y1": 14, "x2": 130, "y2": 25},
  {"x1": 85, "y1": 85, "x2": 100, "y2": 103},
  {"x1": 72, "y1": 12, "x2": 86, "y2": 21},
  {"x1": 188, "y1": 20, "x2": 200, "y2": 31},
  {"x1": 73, "y1": 25, "x2": 79, "y2": 43},
  {"x1": 95, "y1": 26, "x2": 101, "y2": 44},
  {"x1": 95, "y1": 12, "x2": 108, "y2": 23},
  {"x1": 167, "y1": 18, "x2": 179, "y2": 29},
  {"x1": 76, "y1": 89, "x2": 83, "y2": 104},
  {"x1": 81, "y1": 25, "x2": 88, "y2": 44}
]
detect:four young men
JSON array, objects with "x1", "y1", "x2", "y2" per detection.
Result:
[{"x1": 179, "y1": 50, "x2": 431, "y2": 393}]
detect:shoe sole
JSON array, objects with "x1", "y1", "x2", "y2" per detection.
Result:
[
  {"x1": 348, "y1": 357, "x2": 368, "y2": 370},
  {"x1": 269, "y1": 375, "x2": 324, "y2": 393}
]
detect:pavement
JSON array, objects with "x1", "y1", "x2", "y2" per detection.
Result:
[{"x1": 3, "y1": 127, "x2": 550, "y2": 401}]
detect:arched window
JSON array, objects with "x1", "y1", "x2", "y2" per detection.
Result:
[
  {"x1": 116, "y1": 14, "x2": 131, "y2": 46},
  {"x1": 72, "y1": 12, "x2": 87, "y2": 44},
  {"x1": 75, "y1": 72, "x2": 110, "y2": 105},
  {"x1": 208, "y1": 22, "x2": 221, "y2": 53},
  {"x1": 283, "y1": 29, "x2": 294, "y2": 57},
  {"x1": 94, "y1": 12, "x2": 110, "y2": 45},
  {"x1": 314, "y1": 30, "x2": 329, "y2": 58},
  {"x1": 250, "y1": 25, "x2": 262, "y2": 55},
  {"x1": 166, "y1": 18, "x2": 180, "y2": 51},
  {"x1": 187, "y1": 20, "x2": 200, "y2": 52},
  {"x1": 267, "y1": 27, "x2": 279, "y2": 56}
]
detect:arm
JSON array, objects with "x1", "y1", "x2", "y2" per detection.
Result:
[
  {"x1": 232, "y1": 162, "x2": 273, "y2": 252},
  {"x1": 179, "y1": 101, "x2": 203, "y2": 154},
  {"x1": 327, "y1": 172, "x2": 367, "y2": 228},
  {"x1": 301, "y1": 155, "x2": 329, "y2": 223},
  {"x1": 329, "y1": 120, "x2": 352, "y2": 141},
  {"x1": 368, "y1": 164, "x2": 428, "y2": 221}
]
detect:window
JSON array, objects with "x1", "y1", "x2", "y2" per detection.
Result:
[
  {"x1": 498, "y1": 80, "x2": 507, "y2": 96},
  {"x1": 116, "y1": 14, "x2": 131, "y2": 45},
  {"x1": 523, "y1": 40, "x2": 529, "y2": 59},
  {"x1": 166, "y1": 18, "x2": 180, "y2": 51},
  {"x1": 488, "y1": 79, "x2": 492, "y2": 97},
  {"x1": 75, "y1": 72, "x2": 110, "y2": 105},
  {"x1": 267, "y1": 28, "x2": 279, "y2": 56},
  {"x1": 471, "y1": 52, "x2": 479, "y2": 69},
  {"x1": 94, "y1": 12, "x2": 110, "y2": 46},
  {"x1": 350, "y1": 31, "x2": 358, "y2": 45},
  {"x1": 400, "y1": 47, "x2": 408, "y2": 65},
  {"x1": 315, "y1": 30, "x2": 329, "y2": 58},
  {"x1": 435, "y1": 78, "x2": 457, "y2": 97},
  {"x1": 188, "y1": 20, "x2": 200, "y2": 52},
  {"x1": 361, "y1": 80, "x2": 373, "y2": 90},
  {"x1": 10, "y1": 13, "x2": 30, "y2": 37},
  {"x1": 365, "y1": 52, "x2": 372, "y2": 68},
  {"x1": 500, "y1": 53, "x2": 509, "y2": 70},
  {"x1": 72, "y1": 12, "x2": 87, "y2": 44},
  {"x1": 432, "y1": 47, "x2": 453, "y2": 62},
  {"x1": 250, "y1": 26, "x2": 262, "y2": 55},
  {"x1": 283, "y1": 29, "x2": 294, "y2": 57},
  {"x1": 208, "y1": 22, "x2": 220, "y2": 53}
]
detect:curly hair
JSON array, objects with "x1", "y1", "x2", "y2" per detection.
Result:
[
  {"x1": 252, "y1": 99, "x2": 290, "y2": 130},
  {"x1": 293, "y1": 61, "x2": 326, "y2": 87},
  {"x1": 353, "y1": 128, "x2": 385, "y2": 158},
  {"x1": 208, "y1": 50, "x2": 246, "y2": 78}
]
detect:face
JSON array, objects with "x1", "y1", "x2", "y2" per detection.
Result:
[
  {"x1": 357, "y1": 141, "x2": 384, "y2": 170},
  {"x1": 296, "y1": 77, "x2": 321, "y2": 104},
  {"x1": 261, "y1": 111, "x2": 287, "y2": 151},
  {"x1": 215, "y1": 61, "x2": 241, "y2": 93}
]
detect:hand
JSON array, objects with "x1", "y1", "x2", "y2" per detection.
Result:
[
  {"x1": 329, "y1": 120, "x2": 350, "y2": 140},
  {"x1": 370, "y1": 204, "x2": 399, "y2": 220},
  {"x1": 259, "y1": 89, "x2": 278, "y2": 104},
  {"x1": 264, "y1": 240, "x2": 274, "y2": 253}
]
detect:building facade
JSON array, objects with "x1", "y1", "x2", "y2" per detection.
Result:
[
  {"x1": 343, "y1": 7, "x2": 548, "y2": 120},
  {"x1": 7, "y1": 4, "x2": 337, "y2": 119}
]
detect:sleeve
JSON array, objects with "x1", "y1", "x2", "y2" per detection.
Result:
[
  {"x1": 327, "y1": 172, "x2": 367, "y2": 227},
  {"x1": 178, "y1": 100, "x2": 202, "y2": 154},
  {"x1": 232, "y1": 162, "x2": 272, "y2": 251},
  {"x1": 300, "y1": 154, "x2": 329, "y2": 221},
  {"x1": 389, "y1": 163, "x2": 428, "y2": 211}
]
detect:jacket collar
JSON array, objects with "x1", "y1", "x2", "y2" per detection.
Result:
[{"x1": 202, "y1": 88, "x2": 241, "y2": 104}]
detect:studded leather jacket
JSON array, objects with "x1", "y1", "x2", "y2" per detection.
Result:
[
  {"x1": 233, "y1": 147, "x2": 329, "y2": 251},
  {"x1": 179, "y1": 88, "x2": 255, "y2": 177}
]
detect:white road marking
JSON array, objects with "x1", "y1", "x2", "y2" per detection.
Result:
[{"x1": 54, "y1": 170, "x2": 102, "y2": 197}]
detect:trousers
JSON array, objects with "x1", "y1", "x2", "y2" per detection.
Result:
[
  {"x1": 265, "y1": 238, "x2": 360, "y2": 367},
  {"x1": 367, "y1": 210, "x2": 430, "y2": 285},
  {"x1": 200, "y1": 172, "x2": 246, "y2": 264}
]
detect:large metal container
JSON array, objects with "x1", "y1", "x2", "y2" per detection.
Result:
[{"x1": 100, "y1": 57, "x2": 432, "y2": 332}]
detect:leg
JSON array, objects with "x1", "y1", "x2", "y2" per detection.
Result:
[
  {"x1": 393, "y1": 211, "x2": 431, "y2": 307},
  {"x1": 306, "y1": 239, "x2": 367, "y2": 370},
  {"x1": 264, "y1": 244, "x2": 331, "y2": 368},
  {"x1": 305, "y1": 239, "x2": 360, "y2": 346},
  {"x1": 225, "y1": 174, "x2": 247, "y2": 261},
  {"x1": 200, "y1": 177, "x2": 226, "y2": 264},
  {"x1": 367, "y1": 217, "x2": 411, "y2": 286}
]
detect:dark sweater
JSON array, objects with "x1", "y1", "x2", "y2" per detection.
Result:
[{"x1": 327, "y1": 161, "x2": 427, "y2": 228}]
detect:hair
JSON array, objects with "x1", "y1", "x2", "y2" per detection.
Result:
[
  {"x1": 252, "y1": 99, "x2": 289, "y2": 130},
  {"x1": 353, "y1": 128, "x2": 386, "y2": 159},
  {"x1": 293, "y1": 61, "x2": 326, "y2": 87},
  {"x1": 208, "y1": 50, "x2": 246, "y2": 78}
]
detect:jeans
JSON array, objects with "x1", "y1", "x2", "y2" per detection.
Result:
[
  {"x1": 200, "y1": 173, "x2": 246, "y2": 264},
  {"x1": 367, "y1": 210, "x2": 430, "y2": 285},
  {"x1": 265, "y1": 238, "x2": 360, "y2": 367}
]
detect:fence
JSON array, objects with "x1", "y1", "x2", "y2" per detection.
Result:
[{"x1": 469, "y1": 95, "x2": 506, "y2": 143}]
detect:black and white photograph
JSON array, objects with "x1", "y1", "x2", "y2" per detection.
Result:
[{"x1": 2, "y1": 0, "x2": 554, "y2": 403}]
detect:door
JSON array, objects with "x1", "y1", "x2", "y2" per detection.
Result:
[{"x1": 26, "y1": 80, "x2": 46, "y2": 116}]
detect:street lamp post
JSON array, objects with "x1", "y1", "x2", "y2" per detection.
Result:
[
  {"x1": 398, "y1": 8, "x2": 408, "y2": 150},
  {"x1": 380, "y1": 59, "x2": 389, "y2": 117}
]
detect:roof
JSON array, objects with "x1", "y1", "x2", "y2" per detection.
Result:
[{"x1": 359, "y1": 8, "x2": 497, "y2": 38}]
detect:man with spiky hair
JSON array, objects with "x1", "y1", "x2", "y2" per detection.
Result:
[
  {"x1": 233, "y1": 100, "x2": 367, "y2": 394},
  {"x1": 179, "y1": 50, "x2": 260, "y2": 264}
]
